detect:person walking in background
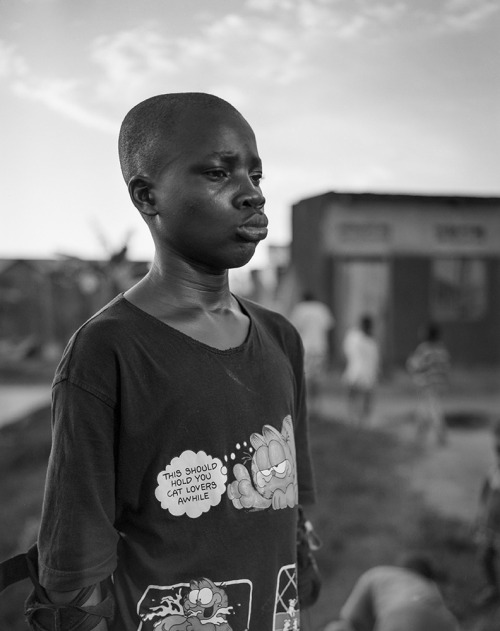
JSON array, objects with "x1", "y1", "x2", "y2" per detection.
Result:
[
  {"x1": 289, "y1": 291, "x2": 335, "y2": 412},
  {"x1": 342, "y1": 314, "x2": 379, "y2": 426},
  {"x1": 322, "y1": 554, "x2": 460, "y2": 631},
  {"x1": 406, "y1": 322, "x2": 450, "y2": 446},
  {"x1": 473, "y1": 421, "x2": 500, "y2": 605}
]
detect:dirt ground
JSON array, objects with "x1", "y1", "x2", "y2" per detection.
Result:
[
  {"x1": 316, "y1": 369, "x2": 500, "y2": 525},
  {"x1": 311, "y1": 371, "x2": 500, "y2": 631},
  {"x1": 408, "y1": 428, "x2": 493, "y2": 522}
]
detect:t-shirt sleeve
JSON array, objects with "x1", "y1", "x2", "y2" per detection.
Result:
[{"x1": 38, "y1": 380, "x2": 119, "y2": 591}]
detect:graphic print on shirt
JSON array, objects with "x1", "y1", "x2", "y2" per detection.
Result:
[
  {"x1": 154, "y1": 416, "x2": 297, "y2": 517},
  {"x1": 227, "y1": 415, "x2": 298, "y2": 511},
  {"x1": 273, "y1": 564, "x2": 300, "y2": 631},
  {"x1": 155, "y1": 450, "x2": 228, "y2": 518},
  {"x1": 137, "y1": 577, "x2": 252, "y2": 631}
]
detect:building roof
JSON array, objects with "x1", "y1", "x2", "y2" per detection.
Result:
[{"x1": 293, "y1": 190, "x2": 500, "y2": 209}]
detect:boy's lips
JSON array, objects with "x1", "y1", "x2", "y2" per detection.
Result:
[{"x1": 236, "y1": 216, "x2": 269, "y2": 242}]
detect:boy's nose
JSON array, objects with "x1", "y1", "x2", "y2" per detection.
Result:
[
  {"x1": 248, "y1": 192, "x2": 266, "y2": 211},
  {"x1": 236, "y1": 185, "x2": 265, "y2": 211}
]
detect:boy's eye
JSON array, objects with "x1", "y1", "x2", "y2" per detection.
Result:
[
  {"x1": 204, "y1": 169, "x2": 227, "y2": 180},
  {"x1": 250, "y1": 172, "x2": 263, "y2": 185}
]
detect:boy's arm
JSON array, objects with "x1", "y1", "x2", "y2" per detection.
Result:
[{"x1": 38, "y1": 380, "x2": 118, "y2": 623}]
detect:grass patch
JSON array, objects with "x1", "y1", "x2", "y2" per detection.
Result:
[{"x1": 0, "y1": 408, "x2": 497, "y2": 630}]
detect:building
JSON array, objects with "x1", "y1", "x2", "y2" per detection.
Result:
[{"x1": 291, "y1": 192, "x2": 500, "y2": 369}]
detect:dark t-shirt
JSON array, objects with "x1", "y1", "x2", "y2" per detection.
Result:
[{"x1": 38, "y1": 294, "x2": 315, "y2": 631}]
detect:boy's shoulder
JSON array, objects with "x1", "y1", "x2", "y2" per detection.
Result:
[
  {"x1": 69, "y1": 294, "x2": 131, "y2": 343},
  {"x1": 54, "y1": 294, "x2": 134, "y2": 382}
]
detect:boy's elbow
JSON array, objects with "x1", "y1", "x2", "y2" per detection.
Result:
[{"x1": 43, "y1": 582, "x2": 110, "y2": 630}]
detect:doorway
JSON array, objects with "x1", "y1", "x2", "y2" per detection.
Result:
[{"x1": 334, "y1": 259, "x2": 391, "y2": 366}]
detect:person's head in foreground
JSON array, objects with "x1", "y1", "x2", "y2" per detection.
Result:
[
  {"x1": 322, "y1": 553, "x2": 451, "y2": 631},
  {"x1": 118, "y1": 92, "x2": 267, "y2": 273},
  {"x1": 323, "y1": 621, "x2": 355, "y2": 631}
]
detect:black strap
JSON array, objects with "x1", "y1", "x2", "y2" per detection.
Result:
[
  {"x1": 0, "y1": 550, "x2": 32, "y2": 591},
  {"x1": 25, "y1": 590, "x2": 115, "y2": 631},
  {"x1": 1, "y1": 544, "x2": 114, "y2": 630}
]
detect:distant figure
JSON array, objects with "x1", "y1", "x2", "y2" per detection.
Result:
[
  {"x1": 406, "y1": 323, "x2": 450, "y2": 446},
  {"x1": 289, "y1": 291, "x2": 335, "y2": 402},
  {"x1": 323, "y1": 554, "x2": 460, "y2": 631},
  {"x1": 473, "y1": 421, "x2": 500, "y2": 605},
  {"x1": 342, "y1": 314, "x2": 379, "y2": 426}
]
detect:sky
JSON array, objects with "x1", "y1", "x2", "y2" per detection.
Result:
[{"x1": 1, "y1": 0, "x2": 499, "y2": 268}]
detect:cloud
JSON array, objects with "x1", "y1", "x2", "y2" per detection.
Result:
[
  {"x1": 12, "y1": 76, "x2": 117, "y2": 133},
  {"x1": 413, "y1": 0, "x2": 500, "y2": 33},
  {"x1": 441, "y1": 0, "x2": 499, "y2": 31},
  {"x1": 245, "y1": 0, "x2": 500, "y2": 38},
  {"x1": 3, "y1": 1, "x2": 454, "y2": 134},
  {"x1": 245, "y1": 0, "x2": 295, "y2": 12},
  {"x1": 88, "y1": 14, "x2": 309, "y2": 107},
  {"x1": 90, "y1": 26, "x2": 180, "y2": 102},
  {"x1": 245, "y1": 0, "x2": 410, "y2": 40},
  {"x1": 89, "y1": 1, "x2": 423, "y2": 109},
  {"x1": 0, "y1": 39, "x2": 27, "y2": 78},
  {"x1": 4, "y1": 0, "x2": 497, "y2": 135},
  {"x1": 0, "y1": 39, "x2": 116, "y2": 132}
]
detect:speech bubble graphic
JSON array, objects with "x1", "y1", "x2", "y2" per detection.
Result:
[{"x1": 155, "y1": 450, "x2": 228, "y2": 518}]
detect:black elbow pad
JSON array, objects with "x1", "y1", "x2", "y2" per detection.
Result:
[
  {"x1": 0, "y1": 543, "x2": 114, "y2": 631},
  {"x1": 25, "y1": 578, "x2": 114, "y2": 631}
]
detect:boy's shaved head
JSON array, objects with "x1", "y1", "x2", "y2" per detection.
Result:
[{"x1": 118, "y1": 92, "x2": 243, "y2": 184}]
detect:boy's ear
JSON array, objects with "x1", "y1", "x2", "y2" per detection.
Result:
[{"x1": 128, "y1": 176, "x2": 157, "y2": 216}]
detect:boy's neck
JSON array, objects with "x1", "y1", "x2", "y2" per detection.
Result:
[
  {"x1": 123, "y1": 254, "x2": 250, "y2": 350},
  {"x1": 126, "y1": 253, "x2": 235, "y2": 312}
]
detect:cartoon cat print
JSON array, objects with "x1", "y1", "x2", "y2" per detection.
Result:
[
  {"x1": 227, "y1": 415, "x2": 298, "y2": 510},
  {"x1": 154, "y1": 578, "x2": 232, "y2": 631}
]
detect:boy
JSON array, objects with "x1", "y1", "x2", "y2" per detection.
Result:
[
  {"x1": 34, "y1": 93, "x2": 315, "y2": 631},
  {"x1": 473, "y1": 421, "x2": 500, "y2": 605},
  {"x1": 406, "y1": 323, "x2": 450, "y2": 446}
]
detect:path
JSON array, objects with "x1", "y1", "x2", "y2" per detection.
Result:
[
  {"x1": 315, "y1": 376, "x2": 500, "y2": 523},
  {"x1": 409, "y1": 429, "x2": 493, "y2": 522}
]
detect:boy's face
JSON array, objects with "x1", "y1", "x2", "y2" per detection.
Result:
[{"x1": 148, "y1": 108, "x2": 267, "y2": 271}]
